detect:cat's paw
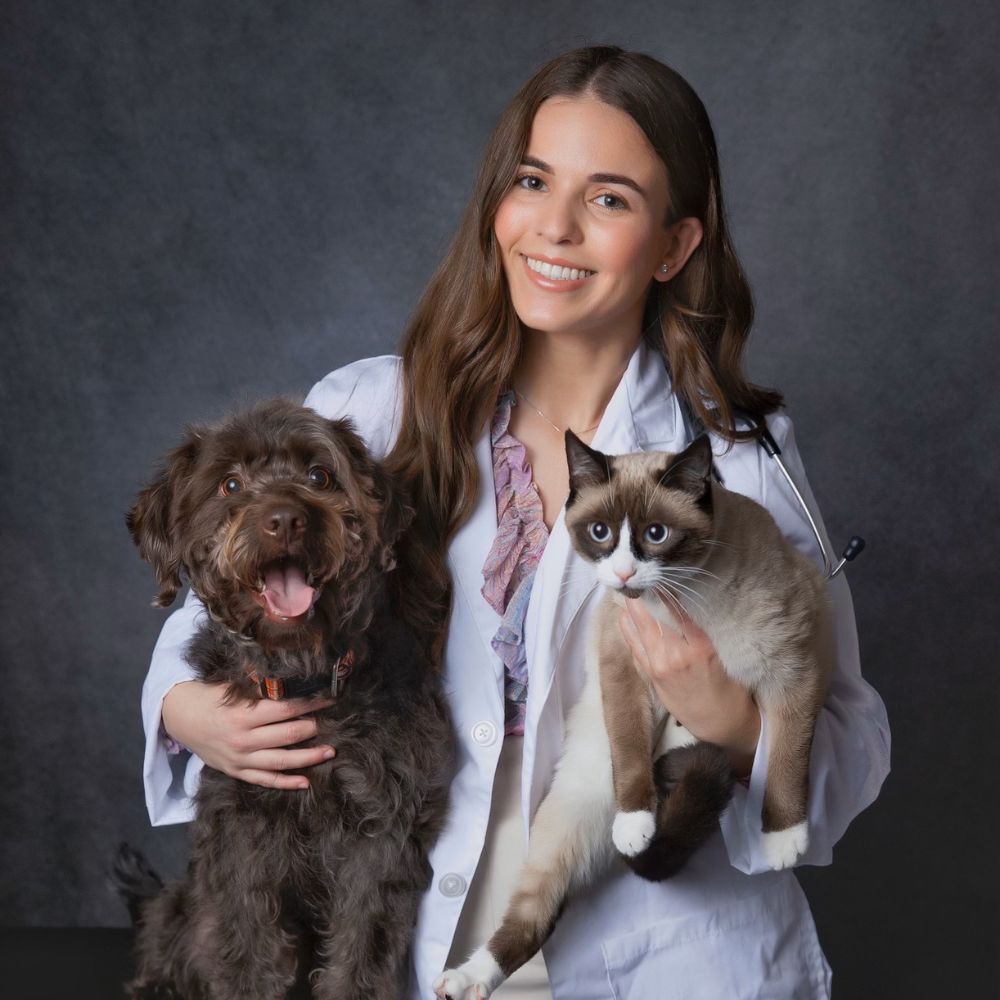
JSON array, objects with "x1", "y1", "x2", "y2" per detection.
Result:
[
  {"x1": 433, "y1": 948, "x2": 503, "y2": 1000},
  {"x1": 612, "y1": 809, "x2": 656, "y2": 857},
  {"x1": 433, "y1": 970, "x2": 487, "y2": 1000},
  {"x1": 761, "y1": 821, "x2": 809, "y2": 869}
]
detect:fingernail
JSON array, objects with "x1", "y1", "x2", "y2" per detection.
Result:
[
  {"x1": 298, "y1": 780, "x2": 309, "y2": 790},
  {"x1": 323, "y1": 747, "x2": 336, "y2": 759}
]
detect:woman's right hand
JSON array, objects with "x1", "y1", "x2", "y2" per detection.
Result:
[{"x1": 161, "y1": 680, "x2": 337, "y2": 790}]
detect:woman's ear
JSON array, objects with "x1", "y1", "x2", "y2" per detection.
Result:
[
  {"x1": 126, "y1": 433, "x2": 201, "y2": 607},
  {"x1": 653, "y1": 216, "x2": 704, "y2": 282}
]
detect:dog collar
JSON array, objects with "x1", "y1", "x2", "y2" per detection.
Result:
[{"x1": 247, "y1": 648, "x2": 355, "y2": 702}]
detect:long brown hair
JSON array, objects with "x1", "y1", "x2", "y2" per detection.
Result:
[{"x1": 385, "y1": 46, "x2": 783, "y2": 660}]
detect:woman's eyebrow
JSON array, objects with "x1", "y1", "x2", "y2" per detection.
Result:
[{"x1": 520, "y1": 155, "x2": 647, "y2": 197}]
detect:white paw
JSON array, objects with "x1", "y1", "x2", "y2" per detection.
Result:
[
  {"x1": 433, "y1": 948, "x2": 503, "y2": 999},
  {"x1": 762, "y1": 821, "x2": 809, "y2": 869},
  {"x1": 433, "y1": 969, "x2": 488, "y2": 1000},
  {"x1": 612, "y1": 809, "x2": 656, "y2": 857}
]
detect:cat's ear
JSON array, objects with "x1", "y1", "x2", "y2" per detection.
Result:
[
  {"x1": 659, "y1": 434, "x2": 713, "y2": 498},
  {"x1": 565, "y1": 431, "x2": 612, "y2": 506}
]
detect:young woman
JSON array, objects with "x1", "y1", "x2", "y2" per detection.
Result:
[{"x1": 142, "y1": 46, "x2": 890, "y2": 999}]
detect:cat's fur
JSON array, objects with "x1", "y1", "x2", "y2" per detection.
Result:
[{"x1": 433, "y1": 430, "x2": 833, "y2": 1000}]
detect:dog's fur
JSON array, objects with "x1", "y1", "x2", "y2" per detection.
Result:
[{"x1": 120, "y1": 399, "x2": 453, "y2": 999}]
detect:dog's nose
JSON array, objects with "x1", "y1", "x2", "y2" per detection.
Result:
[{"x1": 263, "y1": 506, "x2": 307, "y2": 544}]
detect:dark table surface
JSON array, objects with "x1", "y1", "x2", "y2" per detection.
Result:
[{"x1": 0, "y1": 930, "x2": 315, "y2": 1000}]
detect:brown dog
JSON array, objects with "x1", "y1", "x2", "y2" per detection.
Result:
[{"x1": 119, "y1": 399, "x2": 452, "y2": 999}]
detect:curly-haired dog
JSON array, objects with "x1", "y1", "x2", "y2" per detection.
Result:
[{"x1": 118, "y1": 400, "x2": 453, "y2": 999}]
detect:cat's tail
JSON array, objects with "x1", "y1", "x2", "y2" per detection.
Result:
[
  {"x1": 111, "y1": 842, "x2": 164, "y2": 924},
  {"x1": 624, "y1": 742, "x2": 736, "y2": 882}
]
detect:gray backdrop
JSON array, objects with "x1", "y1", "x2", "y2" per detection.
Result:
[{"x1": 2, "y1": 1, "x2": 997, "y2": 996}]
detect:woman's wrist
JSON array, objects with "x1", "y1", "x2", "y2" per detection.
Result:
[
  {"x1": 161, "y1": 680, "x2": 203, "y2": 747},
  {"x1": 698, "y1": 695, "x2": 760, "y2": 780},
  {"x1": 726, "y1": 699, "x2": 761, "y2": 779}
]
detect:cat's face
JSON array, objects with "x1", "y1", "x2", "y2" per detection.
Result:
[{"x1": 564, "y1": 432, "x2": 715, "y2": 599}]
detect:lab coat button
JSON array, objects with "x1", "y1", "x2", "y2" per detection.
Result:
[
  {"x1": 471, "y1": 721, "x2": 498, "y2": 747},
  {"x1": 438, "y1": 873, "x2": 467, "y2": 897}
]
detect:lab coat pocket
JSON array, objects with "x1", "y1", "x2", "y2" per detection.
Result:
[{"x1": 600, "y1": 878, "x2": 831, "y2": 1000}]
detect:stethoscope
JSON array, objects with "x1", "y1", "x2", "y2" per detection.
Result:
[{"x1": 678, "y1": 399, "x2": 865, "y2": 581}]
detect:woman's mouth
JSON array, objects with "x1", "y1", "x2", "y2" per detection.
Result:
[{"x1": 519, "y1": 254, "x2": 597, "y2": 289}]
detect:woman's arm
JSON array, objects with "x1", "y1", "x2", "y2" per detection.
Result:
[
  {"x1": 140, "y1": 593, "x2": 337, "y2": 825},
  {"x1": 618, "y1": 600, "x2": 761, "y2": 777},
  {"x1": 619, "y1": 411, "x2": 890, "y2": 872}
]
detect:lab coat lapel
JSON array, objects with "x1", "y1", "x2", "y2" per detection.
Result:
[{"x1": 447, "y1": 423, "x2": 504, "y2": 682}]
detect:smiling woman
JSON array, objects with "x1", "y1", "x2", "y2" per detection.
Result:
[
  {"x1": 494, "y1": 97, "x2": 700, "y2": 344},
  {"x1": 140, "y1": 45, "x2": 889, "y2": 1000}
]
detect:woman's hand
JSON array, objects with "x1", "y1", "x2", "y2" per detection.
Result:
[
  {"x1": 161, "y1": 680, "x2": 337, "y2": 790},
  {"x1": 618, "y1": 597, "x2": 760, "y2": 777}
]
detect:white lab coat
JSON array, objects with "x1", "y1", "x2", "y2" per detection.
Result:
[{"x1": 140, "y1": 342, "x2": 890, "y2": 1000}]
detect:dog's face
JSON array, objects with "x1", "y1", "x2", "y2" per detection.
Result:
[{"x1": 127, "y1": 400, "x2": 404, "y2": 648}]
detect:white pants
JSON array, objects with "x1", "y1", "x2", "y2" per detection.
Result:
[{"x1": 446, "y1": 736, "x2": 552, "y2": 998}]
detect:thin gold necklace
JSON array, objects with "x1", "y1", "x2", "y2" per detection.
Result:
[
  {"x1": 512, "y1": 386, "x2": 612, "y2": 436},
  {"x1": 514, "y1": 388, "x2": 600, "y2": 435}
]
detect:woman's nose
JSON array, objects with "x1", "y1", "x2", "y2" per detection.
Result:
[{"x1": 536, "y1": 194, "x2": 582, "y2": 244}]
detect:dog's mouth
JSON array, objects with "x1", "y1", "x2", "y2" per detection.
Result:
[{"x1": 252, "y1": 558, "x2": 322, "y2": 623}]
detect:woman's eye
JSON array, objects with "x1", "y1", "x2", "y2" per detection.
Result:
[
  {"x1": 515, "y1": 173, "x2": 546, "y2": 192},
  {"x1": 595, "y1": 192, "x2": 627, "y2": 211},
  {"x1": 588, "y1": 522, "x2": 611, "y2": 542},
  {"x1": 220, "y1": 476, "x2": 243, "y2": 496},
  {"x1": 644, "y1": 523, "x2": 669, "y2": 544},
  {"x1": 308, "y1": 466, "x2": 335, "y2": 490}
]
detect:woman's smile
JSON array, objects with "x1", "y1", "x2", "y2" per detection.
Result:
[{"x1": 520, "y1": 252, "x2": 597, "y2": 288}]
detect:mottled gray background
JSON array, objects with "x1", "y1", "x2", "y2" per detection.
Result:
[{"x1": 2, "y1": 0, "x2": 997, "y2": 996}]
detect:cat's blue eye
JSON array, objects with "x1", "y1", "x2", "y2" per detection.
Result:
[
  {"x1": 644, "y1": 523, "x2": 669, "y2": 544},
  {"x1": 588, "y1": 522, "x2": 611, "y2": 542}
]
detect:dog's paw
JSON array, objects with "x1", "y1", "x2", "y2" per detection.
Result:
[
  {"x1": 762, "y1": 821, "x2": 809, "y2": 869},
  {"x1": 433, "y1": 947, "x2": 503, "y2": 999},
  {"x1": 612, "y1": 809, "x2": 656, "y2": 857}
]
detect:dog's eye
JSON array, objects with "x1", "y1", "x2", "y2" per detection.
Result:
[
  {"x1": 220, "y1": 476, "x2": 243, "y2": 496},
  {"x1": 308, "y1": 466, "x2": 335, "y2": 491}
]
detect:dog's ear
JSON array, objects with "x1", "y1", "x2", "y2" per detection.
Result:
[
  {"x1": 126, "y1": 433, "x2": 202, "y2": 607},
  {"x1": 371, "y1": 464, "x2": 415, "y2": 572}
]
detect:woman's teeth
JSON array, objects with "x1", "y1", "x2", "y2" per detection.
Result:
[{"x1": 525, "y1": 256, "x2": 594, "y2": 281}]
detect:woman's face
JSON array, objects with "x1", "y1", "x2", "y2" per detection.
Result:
[{"x1": 494, "y1": 95, "x2": 675, "y2": 344}]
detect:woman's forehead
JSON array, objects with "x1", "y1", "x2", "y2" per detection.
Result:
[{"x1": 525, "y1": 95, "x2": 666, "y2": 191}]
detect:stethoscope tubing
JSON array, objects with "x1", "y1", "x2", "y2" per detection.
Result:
[{"x1": 680, "y1": 402, "x2": 864, "y2": 582}]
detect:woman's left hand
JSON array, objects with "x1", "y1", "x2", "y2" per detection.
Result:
[{"x1": 618, "y1": 597, "x2": 761, "y2": 777}]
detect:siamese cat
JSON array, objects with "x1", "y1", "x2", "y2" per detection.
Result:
[{"x1": 433, "y1": 431, "x2": 834, "y2": 1000}]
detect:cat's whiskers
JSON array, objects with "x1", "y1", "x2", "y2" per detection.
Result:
[
  {"x1": 653, "y1": 572, "x2": 709, "y2": 617},
  {"x1": 700, "y1": 537, "x2": 735, "y2": 551},
  {"x1": 656, "y1": 587, "x2": 709, "y2": 622},
  {"x1": 652, "y1": 582, "x2": 693, "y2": 625},
  {"x1": 668, "y1": 564, "x2": 723, "y2": 584},
  {"x1": 658, "y1": 572, "x2": 706, "y2": 602}
]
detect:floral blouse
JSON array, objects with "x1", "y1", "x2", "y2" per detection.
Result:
[{"x1": 480, "y1": 392, "x2": 549, "y2": 737}]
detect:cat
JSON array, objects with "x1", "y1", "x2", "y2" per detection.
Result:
[{"x1": 433, "y1": 429, "x2": 834, "y2": 1000}]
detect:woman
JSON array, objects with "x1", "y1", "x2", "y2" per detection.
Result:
[{"x1": 143, "y1": 46, "x2": 890, "y2": 998}]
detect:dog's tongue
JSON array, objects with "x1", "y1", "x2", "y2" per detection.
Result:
[{"x1": 262, "y1": 563, "x2": 315, "y2": 618}]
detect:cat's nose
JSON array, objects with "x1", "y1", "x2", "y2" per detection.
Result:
[{"x1": 615, "y1": 568, "x2": 636, "y2": 583}]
